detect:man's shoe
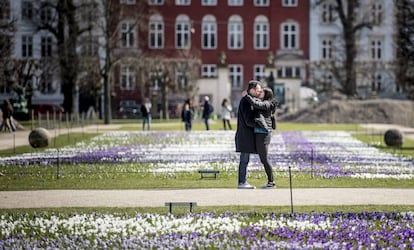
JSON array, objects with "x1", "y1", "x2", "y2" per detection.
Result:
[
  {"x1": 262, "y1": 182, "x2": 276, "y2": 189},
  {"x1": 238, "y1": 183, "x2": 256, "y2": 189}
]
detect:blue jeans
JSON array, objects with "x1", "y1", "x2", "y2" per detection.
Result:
[
  {"x1": 142, "y1": 115, "x2": 151, "y2": 130},
  {"x1": 238, "y1": 152, "x2": 250, "y2": 184}
]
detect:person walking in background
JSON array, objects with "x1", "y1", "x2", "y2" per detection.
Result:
[
  {"x1": 0, "y1": 99, "x2": 15, "y2": 132},
  {"x1": 202, "y1": 96, "x2": 213, "y2": 130},
  {"x1": 141, "y1": 97, "x2": 152, "y2": 131},
  {"x1": 182, "y1": 102, "x2": 193, "y2": 131},
  {"x1": 245, "y1": 87, "x2": 278, "y2": 189},
  {"x1": 220, "y1": 98, "x2": 232, "y2": 130},
  {"x1": 235, "y1": 80, "x2": 263, "y2": 189}
]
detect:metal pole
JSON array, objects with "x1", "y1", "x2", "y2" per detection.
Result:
[{"x1": 289, "y1": 165, "x2": 293, "y2": 214}]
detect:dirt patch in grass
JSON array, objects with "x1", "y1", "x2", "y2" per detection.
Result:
[{"x1": 279, "y1": 98, "x2": 414, "y2": 126}]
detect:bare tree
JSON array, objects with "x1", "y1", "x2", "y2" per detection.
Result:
[
  {"x1": 314, "y1": 0, "x2": 374, "y2": 97},
  {"x1": 395, "y1": 0, "x2": 414, "y2": 99}
]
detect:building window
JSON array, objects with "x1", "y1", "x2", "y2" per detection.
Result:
[
  {"x1": 22, "y1": 35, "x2": 33, "y2": 58},
  {"x1": 175, "y1": 0, "x2": 190, "y2": 5},
  {"x1": 254, "y1": 65, "x2": 265, "y2": 81},
  {"x1": 40, "y1": 6, "x2": 53, "y2": 24},
  {"x1": 41, "y1": 36, "x2": 53, "y2": 57},
  {"x1": 120, "y1": 0, "x2": 136, "y2": 4},
  {"x1": 371, "y1": 73, "x2": 382, "y2": 92},
  {"x1": 282, "y1": 0, "x2": 297, "y2": 7},
  {"x1": 120, "y1": 65, "x2": 136, "y2": 90},
  {"x1": 281, "y1": 22, "x2": 298, "y2": 49},
  {"x1": 149, "y1": 15, "x2": 164, "y2": 49},
  {"x1": 371, "y1": 38, "x2": 382, "y2": 60},
  {"x1": 228, "y1": 15, "x2": 243, "y2": 49},
  {"x1": 202, "y1": 15, "x2": 217, "y2": 49},
  {"x1": 228, "y1": 0, "x2": 243, "y2": 6},
  {"x1": 120, "y1": 21, "x2": 136, "y2": 48},
  {"x1": 39, "y1": 72, "x2": 54, "y2": 94},
  {"x1": 371, "y1": 2, "x2": 383, "y2": 25},
  {"x1": 201, "y1": 64, "x2": 217, "y2": 78},
  {"x1": 321, "y1": 36, "x2": 334, "y2": 60},
  {"x1": 176, "y1": 15, "x2": 191, "y2": 49},
  {"x1": 277, "y1": 66, "x2": 301, "y2": 79},
  {"x1": 0, "y1": 0, "x2": 10, "y2": 19},
  {"x1": 176, "y1": 71, "x2": 188, "y2": 89},
  {"x1": 202, "y1": 0, "x2": 217, "y2": 6},
  {"x1": 254, "y1": 16, "x2": 269, "y2": 49},
  {"x1": 148, "y1": 0, "x2": 164, "y2": 5},
  {"x1": 229, "y1": 64, "x2": 243, "y2": 88},
  {"x1": 254, "y1": 0, "x2": 269, "y2": 6},
  {"x1": 80, "y1": 36, "x2": 98, "y2": 56},
  {"x1": 21, "y1": 1, "x2": 32, "y2": 20},
  {"x1": 320, "y1": 2, "x2": 337, "y2": 24}
]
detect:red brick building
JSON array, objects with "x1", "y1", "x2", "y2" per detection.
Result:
[{"x1": 114, "y1": 0, "x2": 309, "y2": 116}]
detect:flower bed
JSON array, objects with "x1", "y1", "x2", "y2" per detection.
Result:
[
  {"x1": 1, "y1": 211, "x2": 413, "y2": 249},
  {"x1": 0, "y1": 131, "x2": 413, "y2": 179}
]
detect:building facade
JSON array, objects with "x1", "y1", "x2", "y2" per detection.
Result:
[{"x1": 0, "y1": 0, "x2": 401, "y2": 119}]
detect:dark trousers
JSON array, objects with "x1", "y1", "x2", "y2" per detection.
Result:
[
  {"x1": 255, "y1": 132, "x2": 274, "y2": 183},
  {"x1": 222, "y1": 119, "x2": 232, "y2": 130}
]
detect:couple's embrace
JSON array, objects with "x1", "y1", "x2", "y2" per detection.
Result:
[{"x1": 235, "y1": 80, "x2": 277, "y2": 189}]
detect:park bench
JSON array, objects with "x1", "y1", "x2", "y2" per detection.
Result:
[
  {"x1": 165, "y1": 202, "x2": 197, "y2": 213},
  {"x1": 198, "y1": 169, "x2": 220, "y2": 179}
]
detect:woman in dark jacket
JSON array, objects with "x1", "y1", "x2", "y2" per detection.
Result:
[{"x1": 245, "y1": 87, "x2": 277, "y2": 188}]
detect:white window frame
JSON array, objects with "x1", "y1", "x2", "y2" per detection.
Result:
[
  {"x1": 201, "y1": 64, "x2": 217, "y2": 78},
  {"x1": 229, "y1": 64, "x2": 243, "y2": 89},
  {"x1": 253, "y1": 65, "x2": 265, "y2": 81},
  {"x1": 228, "y1": 0, "x2": 243, "y2": 6},
  {"x1": 254, "y1": 0, "x2": 269, "y2": 7},
  {"x1": 371, "y1": 2, "x2": 383, "y2": 26},
  {"x1": 371, "y1": 73, "x2": 382, "y2": 92},
  {"x1": 321, "y1": 36, "x2": 334, "y2": 60},
  {"x1": 320, "y1": 2, "x2": 337, "y2": 24},
  {"x1": 202, "y1": 15, "x2": 217, "y2": 49},
  {"x1": 148, "y1": 0, "x2": 164, "y2": 5},
  {"x1": 22, "y1": 35, "x2": 33, "y2": 58},
  {"x1": 277, "y1": 66, "x2": 301, "y2": 79},
  {"x1": 21, "y1": 1, "x2": 33, "y2": 20},
  {"x1": 120, "y1": 21, "x2": 136, "y2": 48},
  {"x1": 370, "y1": 38, "x2": 383, "y2": 60},
  {"x1": 175, "y1": 71, "x2": 188, "y2": 89},
  {"x1": 120, "y1": 65, "x2": 136, "y2": 90},
  {"x1": 41, "y1": 36, "x2": 53, "y2": 57},
  {"x1": 228, "y1": 15, "x2": 243, "y2": 49},
  {"x1": 202, "y1": 0, "x2": 217, "y2": 5},
  {"x1": 149, "y1": 15, "x2": 164, "y2": 49},
  {"x1": 282, "y1": 0, "x2": 297, "y2": 7},
  {"x1": 175, "y1": 15, "x2": 191, "y2": 49},
  {"x1": 281, "y1": 22, "x2": 298, "y2": 49},
  {"x1": 175, "y1": 0, "x2": 190, "y2": 5},
  {"x1": 39, "y1": 72, "x2": 54, "y2": 94},
  {"x1": 254, "y1": 16, "x2": 269, "y2": 49}
]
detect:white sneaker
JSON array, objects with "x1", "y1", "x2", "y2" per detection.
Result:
[{"x1": 238, "y1": 183, "x2": 256, "y2": 189}]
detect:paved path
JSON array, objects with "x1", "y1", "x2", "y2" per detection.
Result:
[{"x1": 0, "y1": 188, "x2": 413, "y2": 208}]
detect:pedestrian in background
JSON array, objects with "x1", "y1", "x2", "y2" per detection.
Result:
[
  {"x1": 141, "y1": 97, "x2": 152, "y2": 131},
  {"x1": 202, "y1": 96, "x2": 213, "y2": 130},
  {"x1": 220, "y1": 98, "x2": 232, "y2": 130},
  {"x1": 182, "y1": 102, "x2": 193, "y2": 131}
]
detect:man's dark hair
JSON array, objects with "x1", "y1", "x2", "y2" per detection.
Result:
[{"x1": 247, "y1": 80, "x2": 261, "y2": 92}]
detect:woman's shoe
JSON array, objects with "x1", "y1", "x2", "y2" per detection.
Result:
[{"x1": 262, "y1": 182, "x2": 276, "y2": 189}]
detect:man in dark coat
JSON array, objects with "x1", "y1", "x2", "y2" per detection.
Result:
[{"x1": 235, "y1": 80, "x2": 263, "y2": 189}]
